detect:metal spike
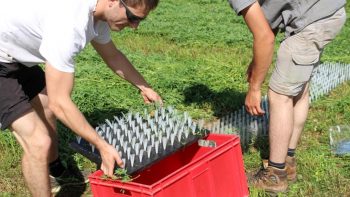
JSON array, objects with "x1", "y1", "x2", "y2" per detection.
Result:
[
  {"x1": 155, "y1": 141, "x2": 159, "y2": 154},
  {"x1": 177, "y1": 130, "x2": 182, "y2": 142},
  {"x1": 131, "y1": 137, "x2": 136, "y2": 149},
  {"x1": 130, "y1": 154, "x2": 135, "y2": 167},
  {"x1": 91, "y1": 144, "x2": 95, "y2": 153},
  {"x1": 76, "y1": 136, "x2": 82, "y2": 144},
  {"x1": 139, "y1": 150, "x2": 144, "y2": 163},
  {"x1": 162, "y1": 137, "x2": 168, "y2": 150},
  {"x1": 151, "y1": 134, "x2": 155, "y2": 146},
  {"x1": 127, "y1": 147, "x2": 131, "y2": 159},
  {"x1": 170, "y1": 133, "x2": 176, "y2": 146},
  {"x1": 147, "y1": 146, "x2": 152, "y2": 159},
  {"x1": 135, "y1": 143, "x2": 140, "y2": 156},
  {"x1": 105, "y1": 119, "x2": 114, "y2": 129},
  {"x1": 143, "y1": 139, "x2": 148, "y2": 150}
]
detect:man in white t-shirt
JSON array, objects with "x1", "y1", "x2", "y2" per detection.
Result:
[{"x1": 0, "y1": 0, "x2": 162, "y2": 195}]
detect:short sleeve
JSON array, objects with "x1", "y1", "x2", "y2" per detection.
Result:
[
  {"x1": 39, "y1": 8, "x2": 89, "y2": 73},
  {"x1": 39, "y1": 26, "x2": 82, "y2": 73},
  {"x1": 228, "y1": 0, "x2": 257, "y2": 15},
  {"x1": 93, "y1": 21, "x2": 111, "y2": 44}
]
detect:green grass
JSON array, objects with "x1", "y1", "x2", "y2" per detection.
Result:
[{"x1": 0, "y1": 0, "x2": 349, "y2": 196}]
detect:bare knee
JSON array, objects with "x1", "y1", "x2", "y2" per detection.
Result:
[
  {"x1": 11, "y1": 112, "x2": 53, "y2": 162},
  {"x1": 23, "y1": 127, "x2": 52, "y2": 162}
]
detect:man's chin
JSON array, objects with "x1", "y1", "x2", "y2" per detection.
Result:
[
  {"x1": 110, "y1": 27, "x2": 122, "y2": 32},
  {"x1": 109, "y1": 24, "x2": 125, "y2": 32}
]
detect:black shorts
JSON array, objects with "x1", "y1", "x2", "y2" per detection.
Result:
[{"x1": 0, "y1": 62, "x2": 45, "y2": 130}]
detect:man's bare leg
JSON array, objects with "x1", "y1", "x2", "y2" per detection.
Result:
[
  {"x1": 11, "y1": 111, "x2": 52, "y2": 196},
  {"x1": 289, "y1": 83, "x2": 310, "y2": 149},
  {"x1": 268, "y1": 89, "x2": 294, "y2": 163}
]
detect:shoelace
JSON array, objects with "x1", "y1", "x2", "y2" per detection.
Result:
[{"x1": 252, "y1": 167, "x2": 269, "y2": 183}]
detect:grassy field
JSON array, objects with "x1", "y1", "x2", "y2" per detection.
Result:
[{"x1": 0, "y1": 0, "x2": 349, "y2": 196}]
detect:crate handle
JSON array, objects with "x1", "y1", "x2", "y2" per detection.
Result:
[
  {"x1": 113, "y1": 187, "x2": 132, "y2": 196},
  {"x1": 198, "y1": 139, "x2": 217, "y2": 148}
]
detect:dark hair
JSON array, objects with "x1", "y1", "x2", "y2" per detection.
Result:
[{"x1": 124, "y1": 0, "x2": 159, "y2": 11}]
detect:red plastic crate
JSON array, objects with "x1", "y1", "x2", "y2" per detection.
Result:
[{"x1": 89, "y1": 134, "x2": 249, "y2": 197}]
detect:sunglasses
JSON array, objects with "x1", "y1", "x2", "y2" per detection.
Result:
[{"x1": 119, "y1": 0, "x2": 146, "y2": 24}]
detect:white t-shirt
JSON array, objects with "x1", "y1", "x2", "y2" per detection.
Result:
[{"x1": 0, "y1": 0, "x2": 111, "y2": 72}]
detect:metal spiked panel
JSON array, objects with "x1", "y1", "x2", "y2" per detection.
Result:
[
  {"x1": 208, "y1": 63, "x2": 350, "y2": 148},
  {"x1": 71, "y1": 106, "x2": 207, "y2": 174}
]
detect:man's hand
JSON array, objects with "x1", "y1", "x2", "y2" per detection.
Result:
[
  {"x1": 245, "y1": 88, "x2": 265, "y2": 116},
  {"x1": 140, "y1": 87, "x2": 163, "y2": 105},
  {"x1": 99, "y1": 143, "x2": 124, "y2": 177}
]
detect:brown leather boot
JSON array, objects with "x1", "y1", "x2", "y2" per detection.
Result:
[
  {"x1": 286, "y1": 156, "x2": 297, "y2": 183},
  {"x1": 262, "y1": 158, "x2": 297, "y2": 183},
  {"x1": 248, "y1": 163, "x2": 288, "y2": 194}
]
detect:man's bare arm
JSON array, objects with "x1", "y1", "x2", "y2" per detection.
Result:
[
  {"x1": 45, "y1": 63, "x2": 123, "y2": 176},
  {"x1": 92, "y1": 40, "x2": 162, "y2": 104},
  {"x1": 241, "y1": 2, "x2": 275, "y2": 115}
]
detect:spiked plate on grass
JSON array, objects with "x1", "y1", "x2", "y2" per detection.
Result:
[{"x1": 70, "y1": 106, "x2": 208, "y2": 175}]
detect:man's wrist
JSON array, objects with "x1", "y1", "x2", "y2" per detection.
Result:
[
  {"x1": 138, "y1": 85, "x2": 151, "y2": 92},
  {"x1": 248, "y1": 83, "x2": 262, "y2": 91},
  {"x1": 94, "y1": 134, "x2": 107, "y2": 150}
]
